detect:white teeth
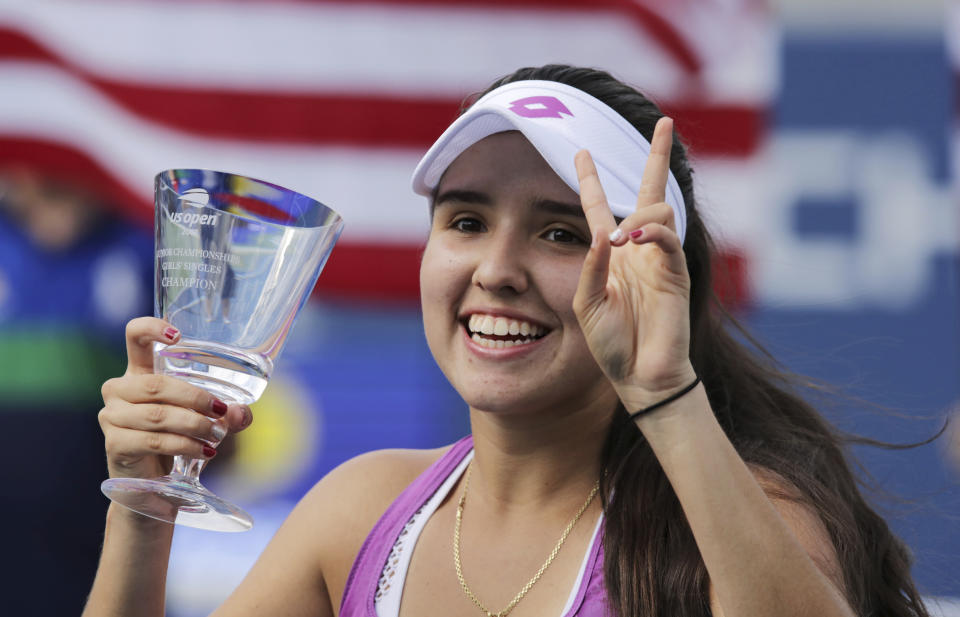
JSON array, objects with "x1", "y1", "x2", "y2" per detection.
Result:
[{"x1": 467, "y1": 313, "x2": 544, "y2": 338}]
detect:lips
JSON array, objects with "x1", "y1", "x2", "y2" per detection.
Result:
[{"x1": 465, "y1": 313, "x2": 548, "y2": 349}]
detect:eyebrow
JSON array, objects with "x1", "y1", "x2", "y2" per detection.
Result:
[
  {"x1": 433, "y1": 189, "x2": 491, "y2": 207},
  {"x1": 531, "y1": 198, "x2": 586, "y2": 220},
  {"x1": 433, "y1": 189, "x2": 585, "y2": 220}
]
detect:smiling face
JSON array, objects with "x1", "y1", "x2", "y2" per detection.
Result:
[{"x1": 419, "y1": 131, "x2": 618, "y2": 417}]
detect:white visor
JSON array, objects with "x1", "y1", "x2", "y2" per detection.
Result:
[{"x1": 411, "y1": 80, "x2": 687, "y2": 244}]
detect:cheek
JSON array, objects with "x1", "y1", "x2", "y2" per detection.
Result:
[
  {"x1": 419, "y1": 238, "x2": 468, "y2": 344},
  {"x1": 539, "y1": 259, "x2": 596, "y2": 350},
  {"x1": 540, "y1": 260, "x2": 585, "y2": 318},
  {"x1": 419, "y1": 242, "x2": 441, "y2": 338},
  {"x1": 419, "y1": 238, "x2": 449, "y2": 310}
]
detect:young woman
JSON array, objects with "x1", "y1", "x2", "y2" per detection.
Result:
[{"x1": 84, "y1": 65, "x2": 930, "y2": 617}]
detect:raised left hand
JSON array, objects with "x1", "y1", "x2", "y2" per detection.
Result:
[{"x1": 572, "y1": 117, "x2": 697, "y2": 406}]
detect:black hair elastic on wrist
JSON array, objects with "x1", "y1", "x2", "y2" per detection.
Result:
[{"x1": 628, "y1": 376, "x2": 701, "y2": 420}]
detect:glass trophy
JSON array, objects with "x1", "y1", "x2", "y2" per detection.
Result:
[{"x1": 101, "y1": 169, "x2": 343, "y2": 532}]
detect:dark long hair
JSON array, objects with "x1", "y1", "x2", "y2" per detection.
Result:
[{"x1": 476, "y1": 65, "x2": 931, "y2": 617}]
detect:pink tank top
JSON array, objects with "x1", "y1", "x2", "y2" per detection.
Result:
[{"x1": 338, "y1": 436, "x2": 611, "y2": 617}]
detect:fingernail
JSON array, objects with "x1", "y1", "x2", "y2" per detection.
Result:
[
  {"x1": 211, "y1": 399, "x2": 227, "y2": 417},
  {"x1": 163, "y1": 327, "x2": 179, "y2": 341},
  {"x1": 629, "y1": 228, "x2": 644, "y2": 239},
  {"x1": 609, "y1": 229, "x2": 624, "y2": 243},
  {"x1": 211, "y1": 422, "x2": 227, "y2": 443},
  {"x1": 240, "y1": 406, "x2": 252, "y2": 428},
  {"x1": 203, "y1": 445, "x2": 217, "y2": 458}
]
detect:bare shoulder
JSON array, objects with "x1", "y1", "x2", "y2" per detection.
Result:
[
  {"x1": 303, "y1": 446, "x2": 452, "y2": 609},
  {"x1": 306, "y1": 446, "x2": 450, "y2": 542},
  {"x1": 213, "y1": 445, "x2": 451, "y2": 617}
]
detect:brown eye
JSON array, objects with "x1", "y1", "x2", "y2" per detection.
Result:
[
  {"x1": 453, "y1": 217, "x2": 484, "y2": 233},
  {"x1": 544, "y1": 228, "x2": 584, "y2": 244}
]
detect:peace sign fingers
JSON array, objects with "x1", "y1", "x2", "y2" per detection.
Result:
[
  {"x1": 574, "y1": 149, "x2": 617, "y2": 307},
  {"x1": 574, "y1": 149, "x2": 619, "y2": 238},
  {"x1": 635, "y1": 116, "x2": 674, "y2": 213}
]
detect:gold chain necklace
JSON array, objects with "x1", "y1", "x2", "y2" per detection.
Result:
[{"x1": 453, "y1": 464, "x2": 601, "y2": 617}]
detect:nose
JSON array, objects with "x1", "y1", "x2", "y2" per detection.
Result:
[{"x1": 472, "y1": 231, "x2": 529, "y2": 295}]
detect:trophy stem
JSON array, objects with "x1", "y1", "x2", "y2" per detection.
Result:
[{"x1": 171, "y1": 454, "x2": 208, "y2": 480}]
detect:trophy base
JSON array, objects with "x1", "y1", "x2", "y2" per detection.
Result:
[{"x1": 101, "y1": 476, "x2": 253, "y2": 532}]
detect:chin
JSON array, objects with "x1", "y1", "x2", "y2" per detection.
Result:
[{"x1": 459, "y1": 386, "x2": 540, "y2": 416}]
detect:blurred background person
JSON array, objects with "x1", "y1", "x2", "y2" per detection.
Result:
[{"x1": 0, "y1": 165, "x2": 153, "y2": 614}]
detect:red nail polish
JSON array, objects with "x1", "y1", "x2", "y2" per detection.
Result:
[
  {"x1": 629, "y1": 228, "x2": 644, "y2": 239},
  {"x1": 203, "y1": 445, "x2": 217, "y2": 458},
  {"x1": 211, "y1": 399, "x2": 227, "y2": 417},
  {"x1": 163, "y1": 327, "x2": 179, "y2": 341}
]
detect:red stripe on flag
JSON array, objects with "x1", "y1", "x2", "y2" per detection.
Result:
[
  {"x1": 314, "y1": 241, "x2": 424, "y2": 302},
  {"x1": 95, "y1": 81, "x2": 764, "y2": 155},
  {"x1": 713, "y1": 249, "x2": 751, "y2": 310},
  {"x1": 0, "y1": 25, "x2": 58, "y2": 62},
  {"x1": 663, "y1": 104, "x2": 768, "y2": 157},
  {"x1": 211, "y1": 193, "x2": 299, "y2": 225},
  {"x1": 98, "y1": 83, "x2": 466, "y2": 149}
]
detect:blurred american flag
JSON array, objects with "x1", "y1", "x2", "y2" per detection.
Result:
[{"x1": 0, "y1": 0, "x2": 775, "y2": 304}]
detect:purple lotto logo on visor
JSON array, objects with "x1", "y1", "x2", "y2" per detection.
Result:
[{"x1": 508, "y1": 96, "x2": 574, "y2": 119}]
